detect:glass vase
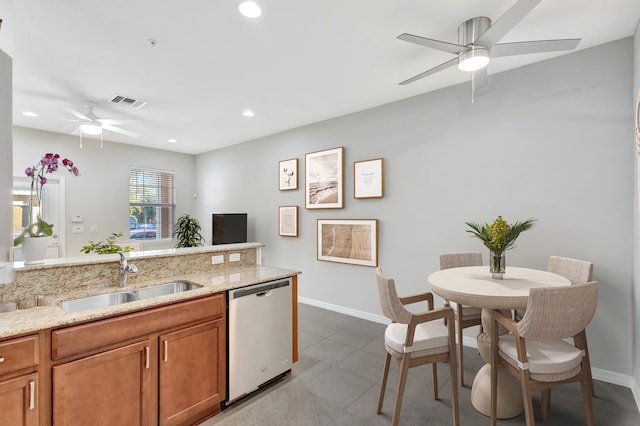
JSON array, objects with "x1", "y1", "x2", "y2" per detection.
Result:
[{"x1": 490, "y1": 250, "x2": 505, "y2": 279}]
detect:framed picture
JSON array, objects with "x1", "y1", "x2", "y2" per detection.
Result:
[
  {"x1": 317, "y1": 219, "x2": 378, "y2": 267},
  {"x1": 279, "y1": 206, "x2": 298, "y2": 237},
  {"x1": 305, "y1": 147, "x2": 344, "y2": 209},
  {"x1": 354, "y1": 158, "x2": 384, "y2": 199},
  {"x1": 279, "y1": 158, "x2": 298, "y2": 191}
]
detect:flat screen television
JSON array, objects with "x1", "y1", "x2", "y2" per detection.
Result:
[{"x1": 212, "y1": 213, "x2": 247, "y2": 245}]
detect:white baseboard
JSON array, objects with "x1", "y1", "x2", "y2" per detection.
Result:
[{"x1": 299, "y1": 297, "x2": 640, "y2": 414}]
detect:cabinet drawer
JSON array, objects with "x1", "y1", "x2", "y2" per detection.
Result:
[
  {"x1": 0, "y1": 335, "x2": 39, "y2": 376},
  {"x1": 52, "y1": 294, "x2": 224, "y2": 361}
]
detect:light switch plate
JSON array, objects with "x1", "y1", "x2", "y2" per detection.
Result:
[
  {"x1": 71, "y1": 225, "x2": 84, "y2": 234},
  {"x1": 211, "y1": 255, "x2": 224, "y2": 265},
  {"x1": 71, "y1": 215, "x2": 83, "y2": 223},
  {"x1": 229, "y1": 253, "x2": 241, "y2": 262}
]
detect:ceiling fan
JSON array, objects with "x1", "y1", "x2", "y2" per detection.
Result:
[
  {"x1": 62, "y1": 101, "x2": 140, "y2": 141},
  {"x1": 397, "y1": 0, "x2": 581, "y2": 90}
]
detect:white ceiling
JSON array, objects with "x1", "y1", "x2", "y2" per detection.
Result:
[{"x1": 8, "y1": 0, "x2": 640, "y2": 155}]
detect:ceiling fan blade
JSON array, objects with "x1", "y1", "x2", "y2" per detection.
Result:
[
  {"x1": 65, "y1": 107, "x2": 91, "y2": 121},
  {"x1": 492, "y1": 38, "x2": 581, "y2": 57},
  {"x1": 102, "y1": 124, "x2": 140, "y2": 138},
  {"x1": 473, "y1": 68, "x2": 488, "y2": 88},
  {"x1": 97, "y1": 118, "x2": 139, "y2": 126},
  {"x1": 397, "y1": 33, "x2": 465, "y2": 55},
  {"x1": 475, "y1": 0, "x2": 542, "y2": 47},
  {"x1": 399, "y1": 57, "x2": 458, "y2": 86}
]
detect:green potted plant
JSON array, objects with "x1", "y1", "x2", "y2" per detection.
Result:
[
  {"x1": 173, "y1": 214, "x2": 204, "y2": 248},
  {"x1": 466, "y1": 216, "x2": 536, "y2": 278},
  {"x1": 81, "y1": 233, "x2": 133, "y2": 254}
]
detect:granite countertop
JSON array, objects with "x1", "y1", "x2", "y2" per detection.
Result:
[{"x1": 0, "y1": 264, "x2": 300, "y2": 340}]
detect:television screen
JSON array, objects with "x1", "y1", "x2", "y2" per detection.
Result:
[{"x1": 212, "y1": 213, "x2": 247, "y2": 245}]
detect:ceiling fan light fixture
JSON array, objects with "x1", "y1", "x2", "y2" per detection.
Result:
[
  {"x1": 239, "y1": 1, "x2": 261, "y2": 18},
  {"x1": 80, "y1": 123, "x2": 102, "y2": 135},
  {"x1": 457, "y1": 46, "x2": 490, "y2": 72}
]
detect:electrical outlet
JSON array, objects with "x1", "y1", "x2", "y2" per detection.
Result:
[
  {"x1": 211, "y1": 255, "x2": 224, "y2": 265},
  {"x1": 89, "y1": 225, "x2": 98, "y2": 233},
  {"x1": 229, "y1": 253, "x2": 241, "y2": 262}
]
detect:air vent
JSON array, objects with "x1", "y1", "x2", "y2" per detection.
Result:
[{"x1": 108, "y1": 94, "x2": 148, "y2": 110}]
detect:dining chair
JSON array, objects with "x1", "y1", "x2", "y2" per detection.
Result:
[
  {"x1": 490, "y1": 281, "x2": 599, "y2": 426},
  {"x1": 513, "y1": 256, "x2": 595, "y2": 398},
  {"x1": 439, "y1": 252, "x2": 483, "y2": 386},
  {"x1": 375, "y1": 267, "x2": 459, "y2": 426}
]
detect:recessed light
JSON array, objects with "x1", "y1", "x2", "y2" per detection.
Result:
[
  {"x1": 242, "y1": 110, "x2": 255, "y2": 117},
  {"x1": 239, "y1": 1, "x2": 261, "y2": 18},
  {"x1": 168, "y1": 138, "x2": 178, "y2": 143},
  {"x1": 22, "y1": 111, "x2": 38, "y2": 117}
]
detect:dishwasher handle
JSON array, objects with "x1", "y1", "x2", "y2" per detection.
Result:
[{"x1": 231, "y1": 279, "x2": 290, "y2": 299}]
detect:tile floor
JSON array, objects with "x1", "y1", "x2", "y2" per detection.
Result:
[{"x1": 200, "y1": 303, "x2": 640, "y2": 425}]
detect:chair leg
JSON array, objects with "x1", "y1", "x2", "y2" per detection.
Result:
[
  {"x1": 449, "y1": 354, "x2": 460, "y2": 426},
  {"x1": 432, "y1": 362, "x2": 439, "y2": 400},
  {"x1": 377, "y1": 353, "x2": 391, "y2": 414},
  {"x1": 520, "y1": 374, "x2": 535, "y2": 426},
  {"x1": 581, "y1": 374, "x2": 596, "y2": 426},
  {"x1": 541, "y1": 389, "x2": 551, "y2": 421},
  {"x1": 490, "y1": 353, "x2": 498, "y2": 426},
  {"x1": 456, "y1": 306, "x2": 465, "y2": 386},
  {"x1": 392, "y1": 355, "x2": 411, "y2": 426}
]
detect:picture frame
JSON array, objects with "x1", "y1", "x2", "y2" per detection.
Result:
[
  {"x1": 279, "y1": 206, "x2": 298, "y2": 237},
  {"x1": 354, "y1": 158, "x2": 384, "y2": 199},
  {"x1": 317, "y1": 219, "x2": 378, "y2": 267},
  {"x1": 305, "y1": 147, "x2": 344, "y2": 209},
  {"x1": 279, "y1": 158, "x2": 298, "y2": 191}
]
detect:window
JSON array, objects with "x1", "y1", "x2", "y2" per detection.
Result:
[{"x1": 129, "y1": 168, "x2": 175, "y2": 241}]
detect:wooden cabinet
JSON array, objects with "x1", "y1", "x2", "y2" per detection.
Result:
[
  {"x1": 0, "y1": 335, "x2": 39, "y2": 426},
  {"x1": 52, "y1": 340, "x2": 152, "y2": 425},
  {"x1": 159, "y1": 320, "x2": 225, "y2": 425},
  {"x1": 0, "y1": 373, "x2": 38, "y2": 426},
  {"x1": 51, "y1": 294, "x2": 225, "y2": 426}
]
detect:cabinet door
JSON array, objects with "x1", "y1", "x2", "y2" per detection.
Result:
[
  {"x1": 53, "y1": 340, "x2": 152, "y2": 426},
  {"x1": 159, "y1": 320, "x2": 225, "y2": 426},
  {"x1": 0, "y1": 373, "x2": 38, "y2": 426}
]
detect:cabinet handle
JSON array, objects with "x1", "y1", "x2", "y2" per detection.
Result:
[
  {"x1": 29, "y1": 380, "x2": 35, "y2": 410},
  {"x1": 145, "y1": 346, "x2": 150, "y2": 369},
  {"x1": 163, "y1": 340, "x2": 168, "y2": 362}
]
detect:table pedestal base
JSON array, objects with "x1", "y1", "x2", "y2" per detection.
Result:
[{"x1": 471, "y1": 364, "x2": 523, "y2": 419}]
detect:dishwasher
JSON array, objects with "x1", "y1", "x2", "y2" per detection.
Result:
[{"x1": 227, "y1": 278, "x2": 292, "y2": 403}]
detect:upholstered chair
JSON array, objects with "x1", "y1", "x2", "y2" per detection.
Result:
[
  {"x1": 375, "y1": 268, "x2": 459, "y2": 426},
  {"x1": 439, "y1": 252, "x2": 483, "y2": 386},
  {"x1": 490, "y1": 281, "x2": 599, "y2": 426}
]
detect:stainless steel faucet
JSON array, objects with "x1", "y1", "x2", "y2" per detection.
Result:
[{"x1": 118, "y1": 252, "x2": 138, "y2": 287}]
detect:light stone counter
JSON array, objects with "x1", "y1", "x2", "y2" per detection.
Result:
[{"x1": 0, "y1": 264, "x2": 300, "y2": 340}]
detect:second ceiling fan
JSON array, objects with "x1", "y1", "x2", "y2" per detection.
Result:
[{"x1": 398, "y1": 0, "x2": 581, "y2": 88}]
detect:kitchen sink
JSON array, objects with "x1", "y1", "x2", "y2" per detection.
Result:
[
  {"x1": 132, "y1": 281, "x2": 203, "y2": 299},
  {"x1": 58, "y1": 291, "x2": 141, "y2": 313}
]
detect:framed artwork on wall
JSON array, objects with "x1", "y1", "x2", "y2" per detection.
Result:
[
  {"x1": 354, "y1": 158, "x2": 384, "y2": 199},
  {"x1": 279, "y1": 206, "x2": 298, "y2": 237},
  {"x1": 279, "y1": 158, "x2": 298, "y2": 191},
  {"x1": 317, "y1": 219, "x2": 378, "y2": 267},
  {"x1": 305, "y1": 147, "x2": 344, "y2": 209}
]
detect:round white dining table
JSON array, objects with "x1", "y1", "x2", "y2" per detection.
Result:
[{"x1": 427, "y1": 266, "x2": 571, "y2": 418}]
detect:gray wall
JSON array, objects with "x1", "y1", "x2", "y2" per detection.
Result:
[
  {"x1": 12, "y1": 127, "x2": 197, "y2": 255},
  {"x1": 196, "y1": 38, "x2": 635, "y2": 375},
  {"x1": 0, "y1": 49, "x2": 12, "y2": 283},
  {"x1": 633, "y1": 20, "x2": 640, "y2": 396}
]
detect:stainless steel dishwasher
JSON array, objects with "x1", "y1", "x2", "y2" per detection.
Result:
[{"x1": 227, "y1": 278, "x2": 292, "y2": 402}]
